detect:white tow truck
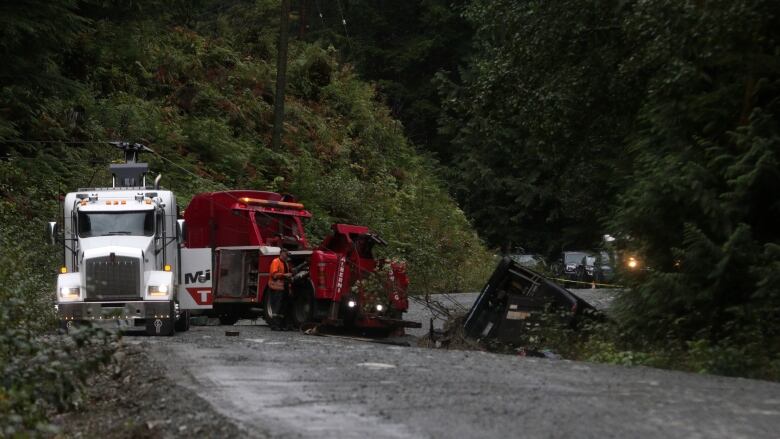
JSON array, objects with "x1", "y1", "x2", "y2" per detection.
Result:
[{"x1": 48, "y1": 143, "x2": 207, "y2": 335}]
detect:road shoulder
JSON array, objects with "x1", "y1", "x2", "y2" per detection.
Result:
[{"x1": 54, "y1": 341, "x2": 247, "y2": 438}]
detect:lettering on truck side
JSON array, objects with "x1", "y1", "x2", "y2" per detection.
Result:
[
  {"x1": 184, "y1": 269, "x2": 211, "y2": 284},
  {"x1": 336, "y1": 257, "x2": 345, "y2": 295},
  {"x1": 184, "y1": 269, "x2": 212, "y2": 305},
  {"x1": 186, "y1": 287, "x2": 213, "y2": 305}
]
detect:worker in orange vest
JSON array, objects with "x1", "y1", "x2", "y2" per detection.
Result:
[{"x1": 267, "y1": 248, "x2": 292, "y2": 331}]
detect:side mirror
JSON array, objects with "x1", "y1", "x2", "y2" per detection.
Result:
[
  {"x1": 176, "y1": 219, "x2": 187, "y2": 245},
  {"x1": 46, "y1": 222, "x2": 59, "y2": 245}
]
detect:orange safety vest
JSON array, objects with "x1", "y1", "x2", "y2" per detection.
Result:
[{"x1": 268, "y1": 257, "x2": 290, "y2": 291}]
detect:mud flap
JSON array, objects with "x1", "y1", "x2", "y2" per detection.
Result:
[
  {"x1": 146, "y1": 316, "x2": 175, "y2": 336},
  {"x1": 146, "y1": 302, "x2": 175, "y2": 336}
]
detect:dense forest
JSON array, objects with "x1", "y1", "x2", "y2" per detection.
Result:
[
  {"x1": 312, "y1": 0, "x2": 780, "y2": 378},
  {"x1": 1, "y1": 0, "x2": 779, "y2": 434}
]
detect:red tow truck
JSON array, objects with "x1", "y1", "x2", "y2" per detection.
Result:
[{"x1": 179, "y1": 190, "x2": 420, "y2": 334}]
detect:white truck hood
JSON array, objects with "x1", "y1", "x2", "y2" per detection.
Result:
[{"x1": 79, "y1": 235, "x2": 154, "y2": 255}]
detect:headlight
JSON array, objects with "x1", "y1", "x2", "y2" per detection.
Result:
[
  {"x1": 347, "y1": 300, "x2": 357, "y2": 308},
  {"x1": 148, "y1": 285, "x2": 170, "y2": 297},
  {"x1": 375, "y1": 304, "x2": 384, "y2": 312},
  {"x1": 59, "y1": 287, "x2": 80, "y2": 299},
  {"x1": 627, "y1": 258, "x2": 639, "y2": 269}
]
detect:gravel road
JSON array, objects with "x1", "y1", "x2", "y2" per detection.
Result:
[{"x1": 131, "y1": 311, "x2": 780, "y2": 439}]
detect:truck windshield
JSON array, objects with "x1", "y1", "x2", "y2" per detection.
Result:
[
  {"x1": 78, "y1": 211, "x2": 154, "y2": 237},
  {"x1": 255, "y1": 213, "x2": 300, "y2": 240}
]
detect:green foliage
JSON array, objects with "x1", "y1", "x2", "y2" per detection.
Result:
[
  {"x1": 303, "y1": 0, "x2": 472, "y2": 157},
  {"x1": 0, "y1": 158, "x2": 119, "y2": 436},
  {"x1": 439, "y1": 0, "x2": 780, "y2": 379},
  {"x1": 0, "y1": 0, "x2": 88, "y2": 139},
  {"x1": 438, "y1": 0, "x2": 641, "y2": 255},
  {"x1": 608, "y1": 0, "x2": 780, "y2": 379}
]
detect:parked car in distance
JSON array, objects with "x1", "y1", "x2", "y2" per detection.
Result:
[
  {"x1": 590, "y1": 251, "x2": 616, "y2": 283},
  {"x1": 555, "y1": 250, "x2": 617, "y2": 286},
  {"x1": 559, "y1": 251, "x2": 591, "y2": 284}
]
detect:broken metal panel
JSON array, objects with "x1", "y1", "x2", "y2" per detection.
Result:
[{"x1": 464, "y1": 257, "x2": 596, "y2": 342}]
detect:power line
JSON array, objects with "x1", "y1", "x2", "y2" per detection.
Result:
[
  {"x1": 2, "y1": 139, "x2": 229, "y2": 190},
  {"x1": 145, "y1": 146, "x2": 228, "y2": 191},
  {"x1": 1, "y1": 139, "x2": 110, "y2": 145},
  {"x1": 2, "y1": 140, "x2": 284, "y2": 219}
]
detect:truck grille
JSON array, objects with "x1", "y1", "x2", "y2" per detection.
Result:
[{"x1": 85, "y1": 256, "x2": 141, "y2": 300}]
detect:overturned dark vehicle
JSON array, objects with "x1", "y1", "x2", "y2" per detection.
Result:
[{"x1": 464, "y1": 257, "x2": 599, "y2": 344}]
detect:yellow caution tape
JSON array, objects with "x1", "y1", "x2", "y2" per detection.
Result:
[{"x1": 547, "y1": 277, "x2": 624, "y2": 289}]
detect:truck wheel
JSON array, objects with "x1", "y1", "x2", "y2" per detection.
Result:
[
  {"x1": 175, "y1": 309, "x2": 191, "y2": 332},
  {"x1": 292, "y1": 290, "x2": 314, "y2": 327},
  {"x1": 261, "y1": 290, "x2": 272, "y2": 324}
]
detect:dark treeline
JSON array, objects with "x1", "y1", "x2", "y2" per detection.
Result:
[{"x1": 312, "y1": 0, "x2": 780, "y2": 378}]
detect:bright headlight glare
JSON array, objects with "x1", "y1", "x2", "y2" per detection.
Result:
[
  {"x1": 375, "y1": 304, "x2": 384, "y2": 312},
  {"x1": 347, "y1": 300, "x2": 356, "y2": 308},
  {"x1": 148, "y1": 285, "x2": 171, "y2": 296},
  {"x1": 59, "y1": 287, "x2": 80, "y2": 299}
]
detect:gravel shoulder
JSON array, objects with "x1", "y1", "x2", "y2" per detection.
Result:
[{"x1": 55, "y1": 341, "x2": 246, "y2": 438}]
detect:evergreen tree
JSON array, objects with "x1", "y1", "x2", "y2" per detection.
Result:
[{"x1": 610, "y1": 0, "x2": 780, "y2": 375}]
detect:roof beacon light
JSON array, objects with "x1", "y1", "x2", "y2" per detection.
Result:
[{"x1": 238, "y1": 197, "x2": 304, "y2": 210}]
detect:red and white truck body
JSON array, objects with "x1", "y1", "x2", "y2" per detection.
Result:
[{"x1": 180, "y1": 190, "x2": 420, "y2": 332}]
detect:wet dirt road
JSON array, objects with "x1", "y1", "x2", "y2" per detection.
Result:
[{"x1": 137, "y1": 321, "x2": 780, "y2": 439}]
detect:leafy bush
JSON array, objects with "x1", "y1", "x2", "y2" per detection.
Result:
[{"x1": 0, "y1": 158, "x2": 118, "y2": 436}]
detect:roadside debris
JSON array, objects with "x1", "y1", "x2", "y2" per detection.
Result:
[
  {"x1": 464, "y1": 257, "x2": 600, "y2": 343},
  {"x1": 417, "y1": 257, "x2": 603, "y2": 356}
]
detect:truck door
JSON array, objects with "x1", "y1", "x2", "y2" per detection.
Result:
[{"x1": 179, "y1": 248, "x2": 213, "y2": 309}]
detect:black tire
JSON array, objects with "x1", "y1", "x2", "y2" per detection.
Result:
[
  {"x1": 292, "y1": 288, "x2": 314, "y2": 327},
  {"x1": 175, "y1": 309, "x2": 191, "y2": 332},
  {"x1": 261, "y1": 289, "x2": 272, "y2": 324}
]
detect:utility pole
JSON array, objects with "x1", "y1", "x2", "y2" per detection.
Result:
[{"x1": 272, "y1": 0, "x2": 290, "y2": 150}]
